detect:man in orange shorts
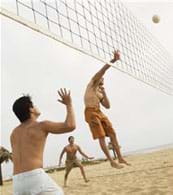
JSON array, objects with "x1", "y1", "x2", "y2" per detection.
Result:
[{"x1": 84, "y1": 50, "x2": 130, "y2": 168}]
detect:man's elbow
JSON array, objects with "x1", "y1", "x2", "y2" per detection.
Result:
[
  {"x1": 69, "y1": 125, "x2": 76, "y2": 131},
  {"x1": 106, "y1": 105, "x2": 110, "y2": 109},
  {"x1": 104, "y1": 104, "x2": 110, "y2": 109},
  {"x1": 66, "y1": 124, "x2": 76, "y2": 132}
]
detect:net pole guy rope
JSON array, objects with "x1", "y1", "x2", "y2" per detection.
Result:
[{"x1": 1, "y1": 0, "x2": 173, "y2": 96}]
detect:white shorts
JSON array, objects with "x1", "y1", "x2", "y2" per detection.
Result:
[{"x1": 13, "y1": 168, "x2": 64, "y2": 195}]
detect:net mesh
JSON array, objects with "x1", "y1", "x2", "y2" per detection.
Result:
[{"x1": 1, "y1": 0, "x2": 173, "y2": 95}]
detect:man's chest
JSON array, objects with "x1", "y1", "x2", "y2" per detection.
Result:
[{"x1": 66, "y1": 146, "x2": 77, "y2": 153}]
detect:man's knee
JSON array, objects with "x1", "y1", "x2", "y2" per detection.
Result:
[
  {"x1": 109, "y1": 131, "x2": 116, "y2": 139},
  {"x1": 98, "y1": 137, "x2": 106, "y2": 145},
  {"x1": 79, "y1": 164, "x2": 84, "y2": 170},
  {"x1": 98, "y1": 136, "x2": 106, "y2": 141}
]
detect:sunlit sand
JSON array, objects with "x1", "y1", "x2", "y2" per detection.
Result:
[{"x1": 1, "y1": 148, "x2": 173, "y2": 195}]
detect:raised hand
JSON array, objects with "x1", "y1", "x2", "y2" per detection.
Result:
[
  {"x1": 111, "y1": 50, "x2": 120, "y2": 63},
  {"x1": 57, "y1": 88, "x2": 72, "y2": 106}
]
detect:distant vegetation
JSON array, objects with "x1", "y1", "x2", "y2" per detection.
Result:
[{"x1": 45, "y1": 158, "x2": 107, "y2": 174}]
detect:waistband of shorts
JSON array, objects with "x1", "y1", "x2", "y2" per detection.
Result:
[
  {"x1": 66, "y1": 158, "x2": 78, "y2": 162},
  {"x1": 85, "y1": 107, "x2": 100, "y2": 111},
  {"x1": 13, "y1": 168, "x2": 44, "y2": 179}
]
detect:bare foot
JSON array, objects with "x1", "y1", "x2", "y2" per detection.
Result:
[
  {"x1": 111, "y1": 161, "x2": 124, "y2": 169},
  {"x1": 119, "y1": 159, "x2": 131, "y2": 166},
  {"x1": 85, "y1": 179, "x2": 90, "y2": 183}
]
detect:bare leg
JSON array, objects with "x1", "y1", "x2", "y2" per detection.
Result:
[
  {"x1": 64, "y1": 168, "x2": 72, "y2": 187},
  {"x1": 98, "y1": 137, "x2": 123, "y2": 169},
  {"x1": 109, "y1": 133, "x2": 131, "y2": 166},
  {"x1": 112, "y1": 148, "x2": 117, "y2": 159},
  {"x1": 79, "y1": 165, "x2": 89, "y2": 183}
]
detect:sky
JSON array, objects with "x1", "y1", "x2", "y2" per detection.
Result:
[{"x1": 1, "y1": 0, "x2": 173, "y2": 179}]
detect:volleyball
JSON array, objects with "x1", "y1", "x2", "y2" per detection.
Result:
[{"x1": 152, "y1": 15, "x2": 160, "y2": 23}]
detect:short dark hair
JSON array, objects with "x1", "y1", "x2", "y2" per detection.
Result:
[
  {"x1": 68, "y1": 136, "x2": 74, "y2": 142},
  {"x1": 12, "y1": 95, "x2": 33, "y2": 122}
]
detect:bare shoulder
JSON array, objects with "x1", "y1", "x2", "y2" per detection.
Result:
[
  {"x1": 64, "y1": 145, "x2": 69, "y2": 150},
  {"x1": 87, "y1": 78, "x2": 95, "y2": 88},
  {"x1": 10, "y1": 128, "x2": 16, "y2": 141},
  {"x1": 39, "y1": 120, "x2": 49, "y2": 128},
  {"x1": 10, "y1": 126, "x2": 20, "y2": 138},
  {"x1": 38, "y1": 120, "x2": 52, "y2": 131},
  {"x1": 33, "y1": 120, "x2": 49, "y2": 134},
  {"x1": 10, "y1": 126, "x2": 21, "y2": 145},
  {"x1": 76, "y1": 144, "x2": 80, "y2": 149}
]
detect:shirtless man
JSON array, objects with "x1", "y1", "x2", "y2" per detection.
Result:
[
  {"x1": 11, "y1": 88, "x2": 75, "y2": 195},
  {"x1": 58, "y1": 136, "x2": 93, "y2": 187},
  {"x1": 84, "y1": 50, "x2": 130, "y2": 168}
]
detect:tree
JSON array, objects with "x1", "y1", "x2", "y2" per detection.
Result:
[{"x1": 0, "y1": 146, "x2": 12, "y2": 186}]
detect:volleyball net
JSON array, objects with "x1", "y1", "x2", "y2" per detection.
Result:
[{"x1": 1, "y1": 0, "x2": 173, "y2": 95}]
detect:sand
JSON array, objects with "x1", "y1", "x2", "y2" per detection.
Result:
[{"x1": 0, "y1": 148, "x2": 173, "y2": 195}]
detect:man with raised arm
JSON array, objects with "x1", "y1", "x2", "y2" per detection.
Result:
[
  {"x1": 84, "y1": 50, "x2": 130, "y2": 169},
  {"x1": 11, "y1": 88, "x2": 75, "y2": 195},
  {"x1": 58, "y1": 136, "x2": 93, "y2": 187}
]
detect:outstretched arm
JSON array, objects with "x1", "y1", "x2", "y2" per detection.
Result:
[
  {"x1": 78, "y1": 146, "x2": 94, "y2": 160},
  {"x1": 58, "y1": 147, "x2": 66, "y2": 166},
  {"x1": 91, "y1": 50, "x2": 120, "y2": 87},
  {"x1": 41, "y1": 88, "x2": 76, "y2": 134}
]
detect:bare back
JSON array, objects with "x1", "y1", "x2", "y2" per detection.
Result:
[{"x1": 10, "y1": 121, "x2": 48, "y2": 175}]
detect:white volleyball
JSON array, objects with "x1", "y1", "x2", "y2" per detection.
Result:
[{"x1": 152, "y1": 15, "x2": 160, "y2": 23}]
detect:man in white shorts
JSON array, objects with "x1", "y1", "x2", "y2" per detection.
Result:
[{"x1": 11, "y1": 88, "x2": 75, "y2": 195}]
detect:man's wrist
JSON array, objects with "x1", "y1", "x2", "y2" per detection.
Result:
[
  {"x1": 66, "y1": 103, "x2": 72, "y2": 107},
  {"x1": 104, "y1": 63, "x2": 110, "y2": 68},
  {"x1": 110, "y1": 59, "x2": 116, "y2": 63}
]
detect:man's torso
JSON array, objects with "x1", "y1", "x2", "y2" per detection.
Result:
[
  {"x1": 84, "y1": 79, "x2": 103, "y2": 108},
  {"x1": 65, "y1": 144, "x2": 79, "y2": 161}
]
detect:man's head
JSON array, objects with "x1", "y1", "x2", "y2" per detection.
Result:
[
  {"x1": 68, "y1": 136, "x2": 74, "y2": 144},
  {"x1": 12, "y1": 95, "x2": 40, "y2": 123},
  {"x1": 99, "y1": 77, "x2": 104, "y2": 86}
]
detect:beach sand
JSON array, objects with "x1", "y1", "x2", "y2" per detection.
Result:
[{"x1": 1, "y1": 148, "x2": 173, "y2": 195}]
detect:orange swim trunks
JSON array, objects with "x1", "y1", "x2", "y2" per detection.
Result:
[{"x1": 84, "y1": 107, "x2": 115, "y2": 139}]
